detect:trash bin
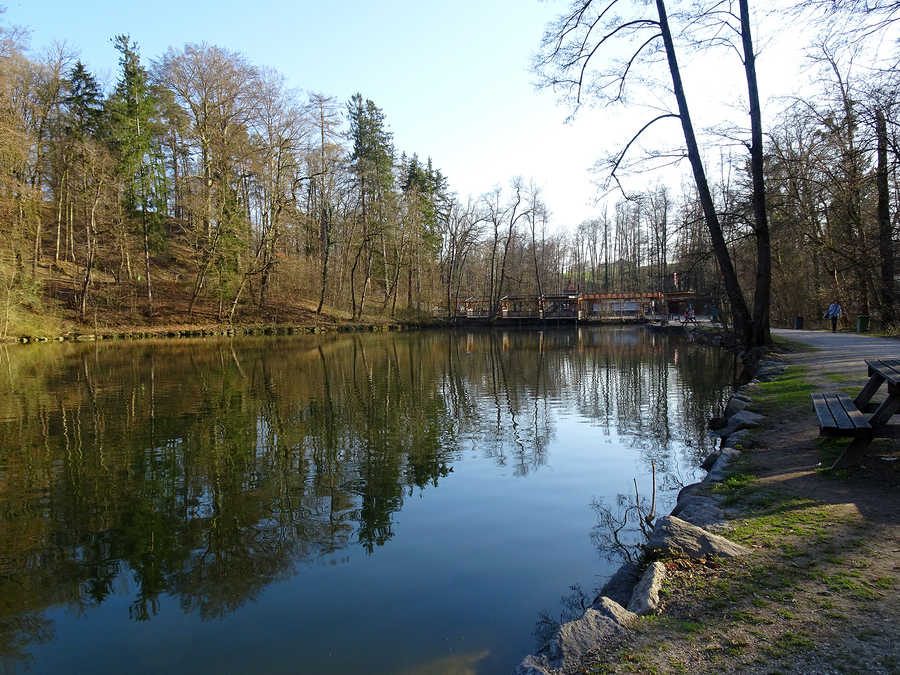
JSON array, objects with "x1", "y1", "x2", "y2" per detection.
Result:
[
  {"x1": 793, "y1": 316, "x2": 803, "y2": 329},
  {"x1": 856, "y1": 315, "x2": 870, "y2": 333}
]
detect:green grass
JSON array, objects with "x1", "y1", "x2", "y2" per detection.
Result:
[
  {"x1": 751, "y1": 365, "x2": 816, "y2": 414},
  {"x1": 813, "y1": 570, "x2": 882, "y2": 600},
  {"x1": 731, "y1": 610, "x2": 775, "y2": 626},
  {"x1": 774, "y1": 631, "x2": 815, "y2": 651},
  {"x1": 654, "y1": 618, "x2": 703, "y2": 634},
  {"x1": 771, "y1": 335, "x2": 819, "y2": 353},
  {"x1": 713, "y1": 472, "x2": 758, "y2": 505},
  {"x1": 815, "y1": 437, "x2": 850, "y2": 470},
  {"x1": 725, "y1": 492, "x2": 847, "y2": 548}
]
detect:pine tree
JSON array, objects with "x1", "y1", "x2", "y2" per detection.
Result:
[
  {"x1": 107, "y1": 35, "x2": 167, "y2": 315},
  {"x1": 347, "y1": 93, "x2": 394, "y2": 318}
]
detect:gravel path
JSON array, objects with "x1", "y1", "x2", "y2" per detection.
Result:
[{"x1": 772, "y1": 328, "x2": 900, "y2": 373}]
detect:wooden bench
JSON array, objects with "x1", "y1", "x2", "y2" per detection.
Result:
[
  {"x1": 812, "y1": 359, "x2": 900, "y2": 469},
  {"x1": 811, "y1": 392, "x2": 872, "y2": 438},
  {"x1": 811, "y1": 392, "x2": 874, "y2": 469}
]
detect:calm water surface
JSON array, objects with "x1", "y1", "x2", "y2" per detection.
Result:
[{"x1": 0, "y1": 327, "x2": 732, "y2": 674}]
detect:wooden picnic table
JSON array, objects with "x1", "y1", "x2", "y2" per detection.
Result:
[
  {"x1": 812, "y1": 358, "x2": 900, "y2": 469},
  {"x1": 854, "y1": 358, "x2": 900, "y2": 425}
]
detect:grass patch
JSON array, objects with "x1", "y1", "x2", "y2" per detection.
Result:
[
  {"x1": 814, "y1": 571, "x2": 881, "y2": 600},
  {"x1": 751, "y1": 365, "x2": 816, "y2": 414},
  {"x1": 671, "y1": 619, "x2": 703, "y2": 634},
  {"x1": 771, "y1": 335, "x2": 818, "y2": 353},
  {"x1": 727, "y1": 494, "x2": 834, "y2": 547},
  {"x1": 774, "y1": 631, "x2": 815, "y2": 651},
  {"x1": 732, "y1": 610, "x2": 775, "y2": 626},
  {"x1": 814, "y1": 437, "x2": 854, "y2": 472},
  {"x1": 712, "y1": 472, "x2": 758, "y2": 505}
]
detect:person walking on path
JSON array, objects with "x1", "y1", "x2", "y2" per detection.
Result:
[{"x1": 824, "y1": 300, "x2": 843, "y2": 332}]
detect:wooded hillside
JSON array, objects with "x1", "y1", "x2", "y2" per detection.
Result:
[{"x1": 0, "y1": 3, "x2": 898, "y2": 338}]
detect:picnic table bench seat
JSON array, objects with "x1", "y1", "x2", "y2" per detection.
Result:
[{"x1": 810, "y1": 392, "x2": 872, "y2": 438}]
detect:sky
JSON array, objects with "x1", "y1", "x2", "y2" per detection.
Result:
[{"x1": 2, "y1": 0, "x2": 880, "y2": 230}]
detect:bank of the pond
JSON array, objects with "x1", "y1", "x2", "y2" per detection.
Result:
[
  {"x1": 517, "y1": 335, "x2": 900, "y2": 674},
  {"x1": 2, "y1": 318, "x2": 444, "y2": 344}
]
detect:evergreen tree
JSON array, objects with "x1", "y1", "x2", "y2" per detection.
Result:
[
  {"x1": 346, "y1": 93, "x2": 394, "y2": 318},
  {"x1": 65, "y1": 61, "x2": 104, "y2": 140},
  {"x1": 106, "y1": 35, "x2": 167, "y2": 315}
]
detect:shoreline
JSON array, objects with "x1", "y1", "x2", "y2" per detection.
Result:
[
  {"x1": 515, "y1": 355, "x2": 781, "y2": 674},
  {"x1": 1, "y1": 319, "x2": 441, "y2": 345},
  {"x1": 516, "y1": 334, "x2": 900, "y2": 674},
  {"x1": 1, "y1": 318, "x2": 715, "y2": 346}
]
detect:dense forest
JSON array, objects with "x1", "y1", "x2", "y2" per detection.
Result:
[{"x1": 0, "y1": 2, "x2": 898, "y2": 340}]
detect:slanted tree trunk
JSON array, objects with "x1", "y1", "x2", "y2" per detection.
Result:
[{"x1": 656, "y1": 0, "x2": 753, "y2": 347}]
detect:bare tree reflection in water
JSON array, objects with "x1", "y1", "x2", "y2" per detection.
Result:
[
  {"x1": 533, "y1": 464, "x2": 659, "y2": 648},
  {"x1": 0, "y1": 328, "x2": 732, "y2": 667},
  {"x1": 0, "y1": 614, "x2": 53, "y2": 673},
  {"x1": 534, "y1": 583, "x2": 593, "y2": 648}
]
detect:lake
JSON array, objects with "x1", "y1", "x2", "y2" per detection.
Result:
[{"x1": 0, "y1": 327, "x2": 733, "y2": 674}]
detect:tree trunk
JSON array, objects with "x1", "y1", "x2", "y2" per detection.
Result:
[
  {"x1": 656, "y1": 0, "x2": 753, "y2": 347},
  {"x1": 358, "y1": 244, "x2": 373, "y2": 319},
  {"x1": 55, "y1": 167, "x2": 66, "y2": 263},
  {"x1": 876, "y1": 108, "x2": 894, "y2": 326},
  {"x1": 316, "y1": 99, "x2": 331, "y2": 315},
  {"x1": 317, "y1": 203, "x2": 330, "y2": 314},
  {"x1": 739, "y1": 0, "x2": 771, "y2": 348},
  {"x1": 80, "y1": 182, "x2": 103, "y2": 322},
  {"x1": 142, "y1": 210, "x2": 154, "y2": 316}
]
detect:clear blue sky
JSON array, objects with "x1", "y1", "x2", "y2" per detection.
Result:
[{"x1": 4, "y1": 0, "x2": 854, "y2": 228}]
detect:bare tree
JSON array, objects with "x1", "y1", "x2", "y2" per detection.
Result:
[{"x1": 535, "y1": 0, "x2": 771, "y2": 351}]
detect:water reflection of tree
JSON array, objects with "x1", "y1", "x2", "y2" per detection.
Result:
[{"x1": 0, "y1": 328, "x2": 731, "y2": 662}]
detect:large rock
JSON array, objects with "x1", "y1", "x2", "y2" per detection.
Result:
[
  {"x1": 724, "y1": 396, "x2": 749, "y2": 418},
  {"x1": 677, "y1": 481, "x2": 704, "y2": 503},
  {"x1": 627, "y1": 561, "x2": 667, "y2": 615},
  {"x1": 596, "y1": 561, "x2": 641, "y2": 608},
  {"x1": 592, "y1": 596, "x2": 637, "y2": 627},
  {"x1": 705, "y1": 447, "x2": 742, "y2": 482},
  {"x1": 647, "y1": 515, "x2": 749, "y2": 559},
  {"x1": 721, "y1": 429, "x2": 752, "y2": 450},
  {"x1": 700, "y1": 451, "x2": 721, "y2": 471},
  {"x1": 755, "y1": 361, "x2": 785, "y2": 382},
  {"x1": 514, "y1": 599, "x2": 635, "y2": 674},
  {"x1": 708, "y1": 416, "x2": 728, "y2": 430},
  {"x1": 514, "y1": 655, "x2": 554, "y2": 675},
  {"x1": 670, "y1": 495, "x2": 727, "y2": 531},
  {"x1": 714, "y1": 410, "x2": 765, "y2": 438}
]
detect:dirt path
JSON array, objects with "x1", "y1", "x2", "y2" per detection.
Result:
[{"x1": 579, "y1": 329, "x2": 900, "y2": 674}]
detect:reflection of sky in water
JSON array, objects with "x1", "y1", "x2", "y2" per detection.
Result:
[{"x1": 0, "y1": 328, "x2": 732, "y2": 674}]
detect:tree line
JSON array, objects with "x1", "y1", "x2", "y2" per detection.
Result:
[
  {"x1": 536, "y1": 0, "x2": 900, "y2": 352},
  {"x1": 1, "y1": 3, "x2": 899, "y2": 351},
  {"x1": 0, "y1": 23, "x2": 597, "y2": 333}
]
